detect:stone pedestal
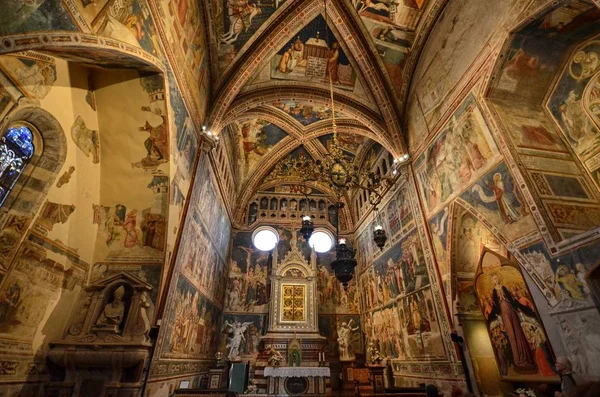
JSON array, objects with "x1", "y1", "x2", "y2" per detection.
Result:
[
  {"x1": 367, "y1": 364, "x2": 386, "y2": 393},
  {"x1": 339, "y1": 359, "x2": 356, "y2": 391},
  {"x1": 46, "y1": 273, "x2": 154, "y2": 397}
]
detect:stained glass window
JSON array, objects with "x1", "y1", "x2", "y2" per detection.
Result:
[{"x1": 0, "y1": 126, "x2": 34, "y2": 207}]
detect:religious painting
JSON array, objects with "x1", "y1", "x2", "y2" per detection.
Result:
[
  {"x1": 364, "y1": 287, "x2": 445, "y2": 361},
  {"x1": 161, "y1": 275, "x2": 220, "y2": 359},
  {"x1": 0, "y1": 0, "x2": 77, "y2": 35},
  {"x1": 396, "y1": 287, "x2": 445, "y2": 360},
  {"x1": 71, "y1": 116, "x2": 101, "y2": 164},
  {"x1": 189, "y1": 156, "x2": 231, "y2": 256},
  {"x1": 226, "y1": 232, "x2": 270, "y2": 313},
  {"x1": 271, "y1": 15, "x2": 356, "y2": 90},
  {"x1": 0, "y1": 54, "x2": 57, "y2": 100},
  {"x1": 384, "y1": 184, "x2": 414, "y2": 240},
  {"x1": 65, "y1": 0, "x2": 159, "y2": 55},
  {"x1": 518, "y1": 0, "x2": 600, "y2": 44},
  {"x1": 452, "y1": 205, "x2": 507, "y2": 277},
  {"x1": 351, "y1": 0, "x2": 421, "y2": 97},
  {"x1": 92, "y1": 177, "x2": 168, "y2": 262},
  {"x1": 456, "y1": 281, "x2": 479, "y2": 314},
  {"x1": 521, "y1": 241, "x2": 598, "y2": 303},
  {"x1": 352, "y1": 0, "x2": 426, "y2": 30},
  {"x1": 585, "y1": 73, "x2": 600, "y2": 129},
  {"x1": 415, "y1": 93, "x2": 501, "y2": 215},
  {"x1": 459, "y1": 162, "x2": 537, "y2": 241},
  {"x1": 406, "y1": 96, "x2": 428, "y2": 151},
  {"x1": 474, "y1": 249, "x2": 558, "y2": 380},
  {"x1": 0, "y1": 246, "x2": 86, "y2": 341},
  {"x1": 494, "y1": 105, "x2": 567, "y2": 153},
  {"x1": 412, "y1": 0, "x2": 527, "y2": 125},
  {"x1": 493, "y1": 36, "x2": 567, "y2": 106},
  {"x1": 170, "y1": 71, "x2": 198, "y2": 181},
  {"x1": 316, "y1": 250, "x2": 359, "y2": 314},
  {"x1": 548, "y1": 39, "x2": 600, "y2": 168},
  {"x1": 155, "y1": 0, "x2": 209, "y2": 118},
  {"x1": 179, "y1": 217, "x2": 228, "y2": 305},
  {"x1": 364, "y1": 231, "x2": 430, "y2": 309},
  {"x1": 273, "y1": 100, "x2": 340, "y2": 126},
  {"x1": 318, "y1": 133, "x2": 366, "y2": 156},
  {"x1": 219, "y1": 314, "x2": 265, "y2": 360},
  {"x1": 217, "y1": 0, "x2": 287, "y2": 72},
  {"x1": 236, "y1": 119, "x2": 288, "y2": 182},
  {"x1": 135, "y1": 74, "x2": 169, "y2": 170},
  {"x1": 429, "y1": 207, "x2": 449, "y2": 278}
]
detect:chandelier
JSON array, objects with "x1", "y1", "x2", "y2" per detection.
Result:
[{"x1": 271, "y1": 0, "x2": 408, "y2": 288}]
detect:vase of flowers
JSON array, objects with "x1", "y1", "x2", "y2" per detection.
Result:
[{"x1": 267, "y1": 347, "x2": 284, "y2": 367}]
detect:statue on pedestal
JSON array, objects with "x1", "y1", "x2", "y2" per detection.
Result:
[
  {"x1": 337, "y1": 319, "x2": 359, "y2": 361},
  {"x1": 95, "y1": 285, "x2": 126, "y2": 332},
  {"x1": 225, "y1": 320, "x2": 253, "y2": 361}
]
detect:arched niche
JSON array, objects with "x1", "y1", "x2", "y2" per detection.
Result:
[{"x1": 0, "y1": 105, "x2": 67, "y2": 268}]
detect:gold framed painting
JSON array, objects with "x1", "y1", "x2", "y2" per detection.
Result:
[{"x1": 474, "y1": 248, "x2": 558, "y2": 382}]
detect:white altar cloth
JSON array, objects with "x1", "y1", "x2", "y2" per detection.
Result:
[{"x1": 263, "y1": 366, "x2": 331, "y2": 378}]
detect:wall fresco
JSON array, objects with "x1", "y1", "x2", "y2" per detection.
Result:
[
  {"x1": 411, "y1": 0, "x2": 526, "y2": 130},
  {"x1": 414, "y1": 93, "x2": 502, "y2": 215},
  {"x1": 161, "y1": 275, "x2": 220, "y2": 359},
  {"x1": 459, "y1": 162, "x2": 537, "y2": 241}
]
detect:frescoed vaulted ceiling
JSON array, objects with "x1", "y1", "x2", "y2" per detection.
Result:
[{"x1": 204, "y1": 0, "x2": 444, "y2": 225}]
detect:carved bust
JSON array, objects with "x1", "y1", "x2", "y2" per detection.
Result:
[{"x1": 95, "y1": 285, "x2": 126, "y2": 332}]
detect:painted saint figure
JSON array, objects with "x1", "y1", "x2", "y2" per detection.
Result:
[
  {"x1": 327, "y1": 42, "x2": 340, "y2": 84},
  {"x1": 123, "y1": 210, "x2": 139, "y2": 248},
  {"x1": 487, "y1": 273, "x2": 536, "y2": 372},
  {"x1": 487, "y1": 173, "x2": 520, "y2": 224}
]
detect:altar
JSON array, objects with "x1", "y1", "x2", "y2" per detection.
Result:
[{"x1": 263, "y1": 366, "x2": 330, "y2": 395}]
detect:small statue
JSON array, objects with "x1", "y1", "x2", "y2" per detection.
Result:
[
  {"x1": 337, "y1": 319, "x2": 359, "y2": 361},
  {"x1": 267, "y1": 346, "x2": 284, "y2": 367},
  {"x1": 95, "y1": 285, "x2": 126, "y2": 332},
  {"x1": 245, "y1": 378, "x2": 258, "y2": 394},
  {"x1": 367, "y1": 342, "x2": 384, "y2": 364}
]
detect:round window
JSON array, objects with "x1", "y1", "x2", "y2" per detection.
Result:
[
  {"x1": 309, "y1": 230, "x2": 333, "y2": 253},
  {"x1": 252, "y1": 227, "x2": 279, "y2": 251}
]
